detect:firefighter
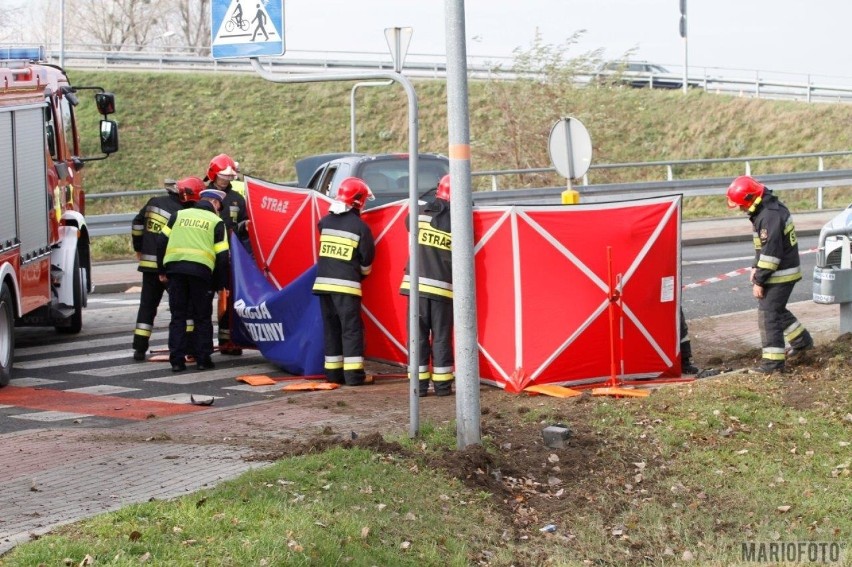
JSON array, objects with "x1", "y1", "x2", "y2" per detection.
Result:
[
  {"x1": 312, "y1": 177, "x2": 376, "y2": 386},
  {"x1": 130, "y1": 177, "x2": 203, "y2": 361},
  {"x1": 726, "y1": 175, "x2": 814, "y2": 374},
  {"x1": 680, "y1": 309, "x2": 700, "y2": 375},
  {"x1": 156, "y1": 189, "x2": 230, "y2": 373},
  {"x1": 204, "y1": 154, "x2": 247, "y2": 356},
  {"x1": 400, "y1": 174, "x2": 454, "y2": 397}
]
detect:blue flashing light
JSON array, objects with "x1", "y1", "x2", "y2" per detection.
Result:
[{"x1": 0, "y1": 46, "x2": 45, "y2": 62}]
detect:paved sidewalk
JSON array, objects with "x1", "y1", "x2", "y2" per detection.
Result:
[{"x1": 0, "y1": 210, "x2": 844, "y2": 556}]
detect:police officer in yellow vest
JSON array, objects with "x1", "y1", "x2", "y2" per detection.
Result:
[{"x1": 157, "y1": 189, "x2": 230, "y2": 373}]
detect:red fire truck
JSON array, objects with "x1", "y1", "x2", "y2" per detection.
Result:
[{"x1": 0, "y1": 46, "x2": 119, "y2": 386}]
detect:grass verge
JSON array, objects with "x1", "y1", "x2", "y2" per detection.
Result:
[{"x1": 3, "y1": 362, "x2": 848, "y2": 566}]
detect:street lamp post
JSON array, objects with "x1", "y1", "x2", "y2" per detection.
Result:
[
  {"x1": 60, "y1": 0, "x2": 65, "y2": 67},
  {"x1": 680, "y1": 0, "x2": 688, "y2": 94}
]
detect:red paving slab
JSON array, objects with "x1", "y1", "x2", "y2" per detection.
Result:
[{"x1": 0, "y1": 386, "x2": 209, "y2": 420}]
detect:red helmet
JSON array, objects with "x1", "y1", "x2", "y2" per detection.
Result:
[
  {"x1": 206, "y1": 154, "x2": 238, "y2": 182},
  {"x1": 336, "y1": 177, "x2": 375, "y2": 210},
  {"x1": 436, "y1": 174, "x2": 451, "y2": 201},
  {"x1": 726, "y1": 176, "x2": 765, "y2": 209},
  {"x1": 176, "y1": 176, "x2": 205, "y2": 203}
]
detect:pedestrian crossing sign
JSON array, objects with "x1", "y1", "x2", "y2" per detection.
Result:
[{"x1": 211, "y1": 0, "x2": 284, "y2": 59}]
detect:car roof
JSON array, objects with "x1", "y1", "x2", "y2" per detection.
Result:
[
  {"x1": 297, "y1": 152, "x2": 449, "y2": 187},
  {"x1": 295, "y1": 153, "x2": 361, "y2": 187}
]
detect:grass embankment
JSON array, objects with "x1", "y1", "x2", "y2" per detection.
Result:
[
  {"x1": 71, "y1": 69, "x2": 852, "y2": 259},
  {"x1": 4, "y1": 366, "x2": 849, "y2": 565}
]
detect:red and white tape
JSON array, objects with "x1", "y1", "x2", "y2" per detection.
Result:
[
  {"x1": 682, "y1": 247, "x2": 816, "y2": 290},
  {"x1": 683, "y1": 267, "x2": 750, "y2": 290}
]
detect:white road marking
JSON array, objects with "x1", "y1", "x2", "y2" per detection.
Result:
[{"x1": 9, "y1": 411, "x2": 93, "y2": 422}]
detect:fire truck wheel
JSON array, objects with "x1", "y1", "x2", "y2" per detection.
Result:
[
  {"x1": 56, "y1": 250, "x2": 83, "y2": 335},
  {"x1": 0, "y1": 282, "x2": 13, "y2": 387}
]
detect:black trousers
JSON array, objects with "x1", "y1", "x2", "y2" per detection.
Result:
[
  {"x1": 679, "y1": 308, "x2": 692, "y2": 362},
  {"x1": 168, "y1": 274, "x2": 214, "y2": 365},
  {"x1": 318, "y1": 293, "x2": 366, "y2": 385},
  {"x1": 758, "y1": 281, "x2": 808, "y2": 363},
  {"x1": 133, "y1": 271, "x2": 166, "y2": 353},
  {"x1": 415, "y1": 297, "x2": 454, "y2": 385}
]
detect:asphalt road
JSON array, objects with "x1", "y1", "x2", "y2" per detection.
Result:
[
  {"x1": 0, "y1": 294, "x2": 291, "y2": 435},
  {"x1": 683, "y1": 235, "x2": 817, "y2": 318},
  {"x1": 0, "y1": 236, "x2": 824, "y2": 435}
]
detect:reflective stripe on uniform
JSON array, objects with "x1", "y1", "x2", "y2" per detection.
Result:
[
  {"x1": 761, "y1": 347, "x2": 786, "y2": 361},
  {"x1": 432, "y1": 365, "x2": 454, "y2": 382},
  {"x1": 400, "y1": 275, "x2": 453, "y2": 298},
  {"x1": 766, "y1": 266, "x2": 802, "y2": 284},
  {"x1": 324, "y1": 355, "x2": 344, "y2": 370},
  {"x1": 409, "y1": 365, "x2": 430, "y2": 380},
  {"x1": 784, "y1": 321, "x2": 806, "y2": 343},
  {"x1": 756, "y1": 253, "x2": 781, "y2": 270},
  {"x1": 134, "y1": 323, "x2": 153, "y2": 337},
  {"x1": 343, "y1": 356, "x2": 364, "y2": 371},
  {"x1": 313, "y1": 276, "x2": 362, "y2": 296}
]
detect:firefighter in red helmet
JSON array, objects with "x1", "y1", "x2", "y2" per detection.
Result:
[
  {"x1": 204, "y1": 153, "x2": 248, "y2": 355},
  {"x1": 312, "y1": 178, "x2": 376, "y2": 386},
  {"x1": 130, "y1": 176, "x2": 203, "y2": 361},
  {"x1": 726, "y1": 175, "x2": 813, "y2": 373},
  {"x1": 400, "y1": 174, "x2": 454, "y2": 396}
]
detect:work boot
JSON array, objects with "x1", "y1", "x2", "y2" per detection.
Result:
[
  {"x1": 681, "y1": 360, "x2": 700, "y2": 375},
  {"x1": 418, "y1": 381, "x2": 430, "y2": 398},
  {"x1": 133, "y1": 350, "x2": 146, "y2": 362},
  {"x1": 787, "y1": 333, "x2": 814, "y2": 360},
  {"x1": 434, "y1": 381, "x2": 454, "y2": 397},
  {"x1": 196, "y1": 358, "x2": 216, "y2": 371},
  {"x1": 171, "y1": 361, "x2": 187, "y2": 373},
  {"x1": 748, "y1": 361, "x2": 787, "y2": 375},
  {"x1": 219, "y1": 344, "x2": 243, "y2": 356}
]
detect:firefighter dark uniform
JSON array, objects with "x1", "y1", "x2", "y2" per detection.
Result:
[
  {"x1": 157, "y1": 193, "x2": 230, "y2": 372},
  {"x1": 680, "y1": 308, "x2": 699, "y2": 375},
  {"x1": 400, "y1": 197, "x2": 454, "y2": 397},
  {"x1": 312, "y1": 205, "x2": 376, "y2": 386},
  {"x1": 209, "y1": 179, "x2": 247, "y2": 352},
  {"x1": 130, "y1": 189, "x2": 186, "y2": 360},
  {"x1": 740, "y1": 188, "x2": 813, "y2": 372}
]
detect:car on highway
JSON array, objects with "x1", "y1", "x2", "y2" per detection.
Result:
[
  {"x1": 297, "y1": 153, "x2": 451, "y2": 207},
  {"x1": 594, "y1": 61, "x2": 687, "y2": 90}
]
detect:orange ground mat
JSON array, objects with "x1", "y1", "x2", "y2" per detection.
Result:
[
  {"x1": 236, "y1": 375, "x2": 277, "y2": 386},
  {"x1": 523, "y1": 384, "x2": 584, "y2": 398},
  {"x1": 0, "y1": 386, "x2": 209, "y2": 420},
  {"x1": 281, "y1": 382, "x2": 340, "y2": 391}
]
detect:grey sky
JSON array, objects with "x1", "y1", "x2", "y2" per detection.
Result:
[{"x1": 285, "y1": 0, "x2": 850, "y2": 81}]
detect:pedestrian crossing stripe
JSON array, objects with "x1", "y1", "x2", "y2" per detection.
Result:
[
  {"x1": 0, "y1": 387, "x2": 208, "y2": 420},
  {"x1": 211, "y1": 0, "x2": 284, "y2": 59}
]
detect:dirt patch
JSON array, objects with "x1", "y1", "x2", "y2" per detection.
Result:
[{"x1": 236, "y1": 334, "x2": 852, "y2": 548}]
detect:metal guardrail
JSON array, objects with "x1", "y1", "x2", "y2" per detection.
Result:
[
  {"x1": 32, "y1": 46, "x2": 852, "y2": 103},
  {"x1": 87, "y1": 166, "x2": 852, "y2": 237}
]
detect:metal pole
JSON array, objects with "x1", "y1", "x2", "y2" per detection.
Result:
[
  {"x1": 248, "y1": 59, "x2": 422, "y2": 438},
  {"x1": 445, "y1": 0, "x2": 481, "y2": 449},
  {"x1": 60, "y1": 0, "x2": 65, "y2": 68},
  {"x1": 682, "y1": 34, "x2": 688, "y2": 95},
  {"x1": 350, "y1": 80, "x2": 393, "y2": 153}
]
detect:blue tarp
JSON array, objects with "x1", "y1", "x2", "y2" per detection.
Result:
[{"x1": 229, "y1": 233, "x2": 324, "y2": 375}]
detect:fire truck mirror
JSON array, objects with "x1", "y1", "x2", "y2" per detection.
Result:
[
  {"x1": 100, "y1": 120, "x2": 119, "y2": 155},
  {"x1": 95, "y1": 92, "x2": 116, "y2": 116}
]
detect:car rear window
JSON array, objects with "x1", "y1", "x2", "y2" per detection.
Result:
[{"x1": 360, "y1": 158, "x2": 449, "y2": 193}]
